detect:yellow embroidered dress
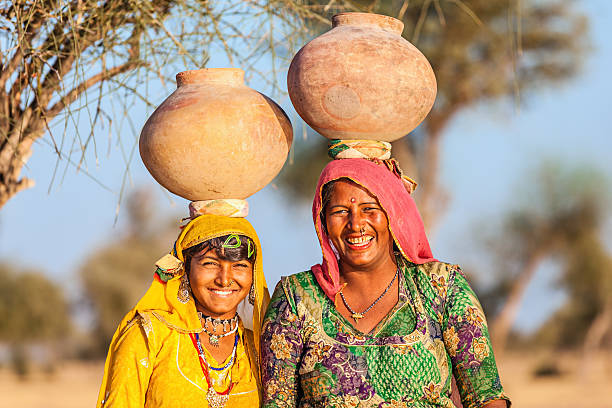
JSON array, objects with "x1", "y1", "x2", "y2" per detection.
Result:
[{"x1": 97, "y1": 215, "x2": 269, "y2": 408}]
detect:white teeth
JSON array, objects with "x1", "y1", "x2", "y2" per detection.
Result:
[
  {"x1": 346, "y1": 236, "x2": 373, "y2": 246},
  {"x1": 211, "y1": 290, "x2": 233, "y2": 296}
]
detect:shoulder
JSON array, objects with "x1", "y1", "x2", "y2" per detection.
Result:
[
  {"x1": 280, "y1": 270, "x2": 327, "y2": 304},
  {"x1": 409, "y1": 261, "x2": 462, "y2": 301},
  {"x1": 106, "y1": 311, "x2": 160, "y2": 359},
  {"x1": 279, "y1": 270, "x2": 317, "y2": 292},
  {"x1": 266, "y1": 270, "x2": 326, "y2": 319},
  {"x1": 414, "y1": 261, "x2": 461, "y2": 280},
  {"x1": 118, "y1": 310, "x2": 174, "y2": 348}
]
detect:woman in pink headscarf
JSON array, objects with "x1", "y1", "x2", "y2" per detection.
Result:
[{"x1": 260, "y1": 151, "x2": 510, "y2": 408}]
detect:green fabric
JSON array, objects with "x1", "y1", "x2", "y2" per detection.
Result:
[
  {"x1": 260, "y1": 257, "x2": 510, "y2": 408},
  {"x1": 327, "y1": 139, "x2": 350, "y2": 158}
]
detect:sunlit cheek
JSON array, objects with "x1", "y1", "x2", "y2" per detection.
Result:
[
  {"x1": 190, "y1": 268, "x2": 215, "y2": 288},
  {"x1": 239, "y1": 271, "x2": 254, "y2": 289},
  {"x1": 372, "y1": 215, "x2": 389, "y2": 230},
  {"x1": 326, "y1": 221, "x2": 343, "y2": 239}
]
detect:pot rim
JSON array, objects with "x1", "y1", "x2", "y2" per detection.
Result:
[
  {"x1": 176, "y1": 68, "x2": 245, "y2": 87},
  {"x1": 332, "y1": 12, "x2": 404, "y2": 34}
]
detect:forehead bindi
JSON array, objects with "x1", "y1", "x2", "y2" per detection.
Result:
[{"x1": 330, "y1": 180, "x2": 376, "y2": 205}]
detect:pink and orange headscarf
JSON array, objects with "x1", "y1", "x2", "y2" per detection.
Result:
[{"x1": 311, "y1": 158, "x2": 436, "y2": 303}]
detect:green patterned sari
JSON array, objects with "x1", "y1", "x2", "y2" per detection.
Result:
[{"x1": 261, "y1": 256, "x2": 510, "y2": 408}]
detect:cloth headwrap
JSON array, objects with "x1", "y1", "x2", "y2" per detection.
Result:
[
  {"x1": 311, "y1": 158, "x2": 436, "y2": 303},
  {"x1": 101, "y1": 214, "x2": 269, "y2": 392},
  {"x1": 161, "y1": 214, "x2": 269, "y2": 346},
  {"x1": 328, "y1": 139, "x2": 391, "y2": 160}
]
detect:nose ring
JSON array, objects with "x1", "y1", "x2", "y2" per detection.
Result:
[
  {"x1": 224, "y1": 279, "x2": 235, "y2": 287},
  {"x1": 360, "y1": 227, "x2": 366, "y2": 236}
]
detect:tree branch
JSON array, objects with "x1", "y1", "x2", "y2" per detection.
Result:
[
  {"x1": 0, "y1": 3, "x2": 47, "y2": 89},
  {"x1": 45, "y1": 60, "x2": 145, "y2": 120}
]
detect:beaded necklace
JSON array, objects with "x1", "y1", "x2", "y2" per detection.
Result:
[
  {"x1": 339, "y1": 267, "x2": 399, "y2": 321},
  {"x1": 198, "y1": 312, "x2": 239, "y2": 347},
  {"x1": 188, "y1": 332, "x2": 238, "y2": 408}
]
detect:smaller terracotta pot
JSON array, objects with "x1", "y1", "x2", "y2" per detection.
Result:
[
  {"x1": 139, "y1": 68, "x2": 293, "y2": 201},
  {"x1": 288, "y1": 12, "x2": 436, "y2": 142}
]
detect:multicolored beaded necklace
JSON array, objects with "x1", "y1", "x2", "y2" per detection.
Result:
[{"x1": 189, "y1": 332, "x2": 238, "y2": 408}]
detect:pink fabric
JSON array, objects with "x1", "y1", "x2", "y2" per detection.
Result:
[{"x1": 311, "y1": 158, "x2": 436, "y2": 302}]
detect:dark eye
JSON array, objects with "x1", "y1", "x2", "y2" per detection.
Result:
[
  {"x1": 234, "y1": 263, "x2": 249, "y2": 269},
  {"x1": 202, "y1": 261, "x2": 219, "y2": 267},
  {"x1": 331, "y1": 209, "x2": 348, "y2": 215}
]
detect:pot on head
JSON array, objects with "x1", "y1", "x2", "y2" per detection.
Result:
[
  {"x1": 140, "y1": 68, "x2": 293, "y2": 201},
  {"x1": 288, "y1": 12, "x2": 436, "y2": 142}
]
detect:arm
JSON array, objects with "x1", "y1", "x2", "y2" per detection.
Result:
[
  {"x1": 260, "y1": 280, "x2": 304, "y2": 408},
  {"x1": 442, "y1": 267, "x2": 511, "y2": 408},
  {"x1": 96, "y1": 314, "x2": 155, "y2": 408}
]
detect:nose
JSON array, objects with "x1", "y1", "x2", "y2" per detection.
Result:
[
  {"x1": 348, "y1": 210, "x2": 366, "y2": 232},
  {"x1": 215, "y1": 263, "x2": 233, "y2": 287}
]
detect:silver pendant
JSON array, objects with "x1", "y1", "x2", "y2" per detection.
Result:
[
  {"x1": 209, "y1": 334, "x2": 220, "y2": 347},
  {"x1": 206, "y1": 387, "x2": 229, "y2": 408}
]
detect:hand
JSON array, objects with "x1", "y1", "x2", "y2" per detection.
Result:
[{"x1": 482, "y1": 400, "x2": 508, "y2": 408}]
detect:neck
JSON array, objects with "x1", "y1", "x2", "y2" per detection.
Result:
[
  {"x1": 194, "y1": 299, "x2": 237, "y2": 320},
  {"x1": 339, "y1": 253, "x2": 397, "y2": 293}
]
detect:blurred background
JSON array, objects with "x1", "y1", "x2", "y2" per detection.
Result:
[{"x1": 0, "y1": 1, "x2": 610, "y2": 407}]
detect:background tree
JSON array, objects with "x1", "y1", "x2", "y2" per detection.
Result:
[
  {"x1": 479, "y1": 163, "x2": 611, "y2": 354},
  {"x1": 281, "y1": 0, "x2": 588, "y2": 228},
  {"x1": 0, "y1": 263, "x2": 71, "y2": 377},
  {"x1": 78, "y1": 188, "x2": 177, "y2": 356},
  {"x1": 0, "y1": 0, "x2": 325, "y2": 209}
]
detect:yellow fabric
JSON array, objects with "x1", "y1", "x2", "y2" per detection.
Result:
[
  {"x1": 96, "y1": 214, "x2": 270, "y2": 408},
  {"x1": 98, "y1": 312, "x2": 259, "y2": 407}
]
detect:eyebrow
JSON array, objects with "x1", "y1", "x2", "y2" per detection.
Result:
[
  {"x1": 194, "y1": 253, "x2": 219, "y2": 261},
  {"x1": 328, "y1": 201, "x2": 379, "y2": 209}
]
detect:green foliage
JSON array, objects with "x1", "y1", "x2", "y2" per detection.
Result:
[
  {"x1": 537, "y1": 233, "x2": 612, "y2": 349},
  {"x1": 78, "y1": 189, "x2": 177, "y2": 356},
  {"x1": 0, "y1": 264, "x2": 71, "y2": 343},
  {"x1": 79, "y1": 238, "x2": 165, "y2": 354},
  {"x1": 483, "y1": 162, "x2": 612, "y2": 349}
]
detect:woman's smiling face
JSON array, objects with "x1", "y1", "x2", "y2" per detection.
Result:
[
  {"x1": 188, "y1": 248, "x2": 253, "y2": 319},
  {"x1": 324, "y1": 179, "x2": 394, "y2": 272}
]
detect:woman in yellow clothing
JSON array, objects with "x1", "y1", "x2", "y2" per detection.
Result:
[{"x1": 97, "y1": 214, "x2": 269, "y2": 408}]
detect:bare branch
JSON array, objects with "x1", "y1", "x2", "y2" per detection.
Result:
[{"x1": 45, "y1": 61, "x2": 145, "y2": 127}]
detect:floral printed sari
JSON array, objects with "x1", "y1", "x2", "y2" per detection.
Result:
[{"x1": 261, "y1": 257, "x2": 509, "y2": 407}]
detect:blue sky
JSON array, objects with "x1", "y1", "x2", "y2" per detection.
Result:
[{"x1": 1, "y1": 1, "x2": 610, "y2": 333}]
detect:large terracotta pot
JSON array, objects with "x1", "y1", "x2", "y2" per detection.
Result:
[
  {"x1": 140, "y1": 68, "x2": 293, "y2": 201},
  {"x1": 287, "y1": 12, "x2": 436, "y2": 142}
]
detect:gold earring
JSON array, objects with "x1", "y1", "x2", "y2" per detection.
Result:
[
  {"x1": 248, "y1": 284, "x2": 256, "y2": 305},
  {"x1": 177, "y1": 273, "x2": 191, "y2": 304}
]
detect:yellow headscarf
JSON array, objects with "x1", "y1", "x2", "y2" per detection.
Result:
[{"x1": 98, "y1": 214, "x2": 269, "y2": 400}]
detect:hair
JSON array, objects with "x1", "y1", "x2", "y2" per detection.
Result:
[
  {"x1": 320, "y1": 179, "x2": 339, "y2": 233},
  {"x1": 182, "y1": 234, "x2": 256, "y2": 274}
]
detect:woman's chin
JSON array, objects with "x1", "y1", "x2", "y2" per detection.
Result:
[
  {"x1": 198, "y1": 294, "x2": 246, "y2": 317},
  {"x1": 340, "y1": 250, "x2": 379, "y2": 269}
]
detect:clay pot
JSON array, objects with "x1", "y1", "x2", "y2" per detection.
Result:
[
  {"x1": 139, "y1": 68, "x2": 293, "y2": 201},
  {"x1": 287, "y1": 12, "x2": 436, "y2": 142}
]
